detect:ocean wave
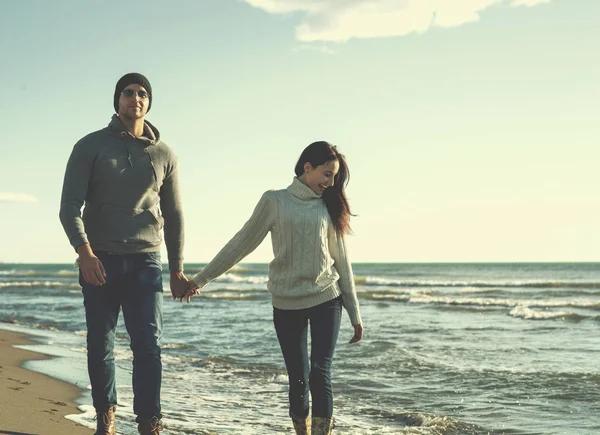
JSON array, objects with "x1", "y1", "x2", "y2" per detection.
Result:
[
  {"x1": 196, "y1": 292, "x2": 268, "y2": 301},
  {"x1": 354, "y1": 276, "x2": 367, "y2": 285},
  {"x1": 0, "y1": 281, "x2": 81, "y2": 288},
  {"x1": 192, "y1": 287, "x2": 269, "y2": 300},
  {"x1": 190, "y1": 274, "x2": 600, "y2": 292},
  {"x1": 0, "y1": 269, "x2": 78, "y2": 278},
  {"x1": 184, "y1": 286, "x2": 600, "y2": 311},
  {"x1": 0, "y1": 281, "x2": 69, "y2": 288},
  {"x1": 0, "y1": 318, "x2": 60, "y2": 331},
  {"x1": 211, "y1": 273, "x2": 268, "y2": 285},
  {"x1": 183, "y1": 266, "x2": 251, "y2": 275},
  {"x1": 0, "y1": 269, "x2": 38, "y2": 277},
  {"x1": 0, "y1": 281, "x2": 81, "y2": 295},
  {"x1": 202, "y1": 286, "x2": 266, "y2": 293},
  {"x1": 55, "y1": 269, "x2": 78, "y2": 277},
  {"x1": 509, "y1": 305, "x2": 584, "y2": 321},
  {"x1": 189, "y1": 355, "x2": 283, "y2": 381},
  {"x1": 54, "y1": 305, "x2": 78, "y2": 312},
  {"x1": 408, "y1": 294, "x2": 600, "y2": 310},
  {"x1": 162, "y1": 343, "x2": 195, "y2": 351},
  {"x1": 361, "y1": 409, "x2": 490, "y2": 434},
  {"x1": 359, "y1": 292, "x2": 412, "y2": 302},
  {"x1": 355, "y1": 276, "x2": 600, "y2": 289},
  {"x1": 459, "y1": 287, "x2": 507, "y2": 294},
  {"x1": 208, "y1": 274, "x2": 407, "y2": 286}
]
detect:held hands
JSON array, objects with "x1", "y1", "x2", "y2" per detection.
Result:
[
  {"x1": 183, "y1": 284, "x2": 201, "y2": 300},
  {"x1": 170, "y1": 271, "x2": 199, "y2": 303},
  {"x1": 182, "y1": 279, "x2": 200, "y2": 302},
  {"x1": 349, "y1": 323, "x2": 364, "y2": 344}
]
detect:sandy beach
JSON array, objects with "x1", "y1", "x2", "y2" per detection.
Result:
[{"x1": 0, "y1": 328, "x2": 92, "y2": 435}]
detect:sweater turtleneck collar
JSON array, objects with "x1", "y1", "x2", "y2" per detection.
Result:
[{"x1": 287, "y1": 177, "x2": 322, "y2": 200}]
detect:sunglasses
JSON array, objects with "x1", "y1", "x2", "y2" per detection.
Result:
[{"x1": 121, "y1": 89, "x2": 149, "y2": 99}]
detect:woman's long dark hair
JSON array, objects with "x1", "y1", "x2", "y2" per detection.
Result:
[{"x1": 294, "y1": 141, "x2": 353, "y2": 236}]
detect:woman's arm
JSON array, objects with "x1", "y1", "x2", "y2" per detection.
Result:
[
  {"x1": 192, "y1": 191, "x2": 274, "y2": 288},
  {"x1": 328, "y1": 225, "x2": 363, "y2": 327}
]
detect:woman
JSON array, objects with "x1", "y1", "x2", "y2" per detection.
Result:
[{"x1": 187, "y1": 141, "x2": 364, "y2": 435}]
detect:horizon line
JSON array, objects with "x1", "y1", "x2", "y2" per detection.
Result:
[{"x1": 1, "y1": 260, "x2": 599, "y2": 265}]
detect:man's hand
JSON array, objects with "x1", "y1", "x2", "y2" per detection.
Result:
[
  {"x1": 170, "y1": 271, "x2": 198, "y2": 303},
  {"x1": 77, "y1": 244, "x2": 106, "y2": 286},
  {"x1": 349, "y1": 323, "x2": 364, "y2": 344}
]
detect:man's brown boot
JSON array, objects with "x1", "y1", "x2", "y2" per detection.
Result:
[
  {"x1": 94, "y1": 405, "x2": 116, "y2": 435},
  {"x1": 138, "y1": 416, "x2": 164, "y2": 434}
]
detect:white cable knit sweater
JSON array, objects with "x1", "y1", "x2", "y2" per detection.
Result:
[{"x1": 192, "y1": 177, "x2": 362, "y2": 325}]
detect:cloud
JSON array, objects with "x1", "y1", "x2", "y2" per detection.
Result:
[
  {"x1": 511, "y1": 0, "x2": 550, "y2": 6},
  {"x1": 244, "y1": 0, "x2": 551, "y2": 42},
  {"x1": 0, "y1": 193, "x2": 38, "y2": 203}
]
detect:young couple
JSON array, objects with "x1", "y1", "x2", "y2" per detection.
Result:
[{"x1": 60, "y1": 73, "x2": 364, "y2": 435}]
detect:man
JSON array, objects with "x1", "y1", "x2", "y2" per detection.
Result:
[{"x1": 59, "y1": 73, "x2": 191, "y2": 435}]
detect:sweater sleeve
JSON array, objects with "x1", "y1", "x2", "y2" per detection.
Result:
[
  {"x1": 59, "y1": 141, "x2": 93, "y2": 251},
  {"x1": 328, "y1": 226, "x2": 362, "y2": 326},
  {"x1": 160, "y1": 156, "x2": 184, "y2": 272},
  {"x1": 192, "y1": 191, "x2": 274, "y2": 287}
]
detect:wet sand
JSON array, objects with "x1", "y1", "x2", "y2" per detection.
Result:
[{"x1": 0, "y1": 328, "x2": 92, "y2": 435}]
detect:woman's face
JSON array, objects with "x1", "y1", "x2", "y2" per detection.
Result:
[{"x1": 300, "y1": 159, "x2": 340, "y2": 195}]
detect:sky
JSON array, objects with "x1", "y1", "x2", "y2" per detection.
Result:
[{"x1": 0, "y1": 0, "x2": 598, "y2": 264}]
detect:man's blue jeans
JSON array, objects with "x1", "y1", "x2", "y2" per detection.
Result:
[
  {"x1": 273, "y1": 296, "x2": 342, "y2": 420},
  {"x1": 81, "y1": 251, "x2": 163, "y2": 421}
]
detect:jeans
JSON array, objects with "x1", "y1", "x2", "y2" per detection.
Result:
[
  {"x1": 273, "y1": 296, "x2": 342, "y2": 419},
  {"x1": 81, "y1": 251, "x2": 163, "y2": 421}
]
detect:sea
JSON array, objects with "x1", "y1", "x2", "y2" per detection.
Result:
[{"x1": 1, "y1": 262, "x2": 599, "y2": 434}]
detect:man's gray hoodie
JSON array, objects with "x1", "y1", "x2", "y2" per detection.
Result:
[{"x1": 59, "y1": 115, "x2": 184, "y2": 271}]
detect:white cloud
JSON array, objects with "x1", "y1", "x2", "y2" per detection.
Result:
[
  {"x1": 0, "y1": 193, "x2": 38, "y2": 203},
  {"x1": 244, "y1": 0, "x2": 551, "y2": 42},
  {"x1": 511, "y1": 0, "x2": 550, "y2": 6},
  {"x1": 245, "y1": 0, "x2": 323, "y2": 14}
]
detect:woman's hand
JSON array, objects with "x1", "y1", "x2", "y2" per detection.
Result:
[
  {"x1": 349, "y1": 323, "x2": 364, "y2": 344},
  {"x1": 181, "y1": 280, "x2": 200, "y2": 302}
]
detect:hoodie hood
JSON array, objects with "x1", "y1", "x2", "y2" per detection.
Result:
[{"x1": 107, "y1": 114, "x2": 160, "y2": 145}]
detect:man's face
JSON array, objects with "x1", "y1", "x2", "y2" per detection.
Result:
[{"x1": 118, "y1": 84, "x2": 150, "y2": 120}]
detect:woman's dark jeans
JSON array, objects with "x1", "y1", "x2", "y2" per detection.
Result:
[{"x1": 273, "y1": 296, "x2": 342, "y2": 419}]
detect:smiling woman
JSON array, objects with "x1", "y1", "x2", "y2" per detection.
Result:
[
  {"x1": 184, "y1": 140, "x2": 363, "y2": 434},
  {"x1": 294, "y1": 141, "x2": 353, "y2": 236}
]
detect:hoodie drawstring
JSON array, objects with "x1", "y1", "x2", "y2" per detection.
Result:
[
  {"x1": 121, "y1": 130, "x2": 158, "y2": 191},
  {"x1": 121, "y1": 132, "x2": 134, "y2": 168}
]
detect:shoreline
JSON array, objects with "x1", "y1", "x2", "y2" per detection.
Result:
[{"x1": 0, "y1": 328, "x2": 92, "y2": 434}]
